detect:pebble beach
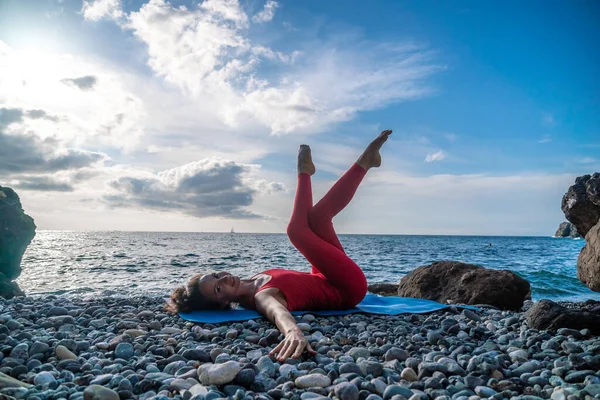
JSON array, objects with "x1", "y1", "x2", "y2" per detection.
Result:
[{"x1": 1, "y1": 295, "x2": 599, "y2": 400}]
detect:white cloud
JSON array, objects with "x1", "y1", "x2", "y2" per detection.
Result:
[
  {"x1": 81, "y1": 0, "x2": 123, "y2": 21},
  {"x1": 121, "y1": 0, "x2": 439, "y2": 135},
  {"x1": 0, "y1": 43, "x2": 145, "y2": 151},
  {"x1": 538, "y1": 135, "x2": 552, "y2": 143},
  {"x1": 425, "y1": 150, "x2": 445, "y2": 162},
  {"x1": 103, "y1": 157, "x2": 285, "y2": 218},
  {"x1": 252, "y1": 0, "x2": 279, "y2": 23}
]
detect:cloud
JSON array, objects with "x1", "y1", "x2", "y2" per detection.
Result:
[
  {"x1": 252, "y1": 0, "x2": 278, "y2": 23},
  {"x1": 10, "y1": 176, "x2": 73, "y2": 192},
  {"x1": 425, "y1": 150, "x2": 446, "y2": 162},
  {"x1": 103, "y1": 157, "x2": 285, "y2": 219},
  {"x1": 0, "y1": 107, "x2": 108, "y2": 178},
  {"x1": 0, "y1": 43, "x2": 146, "y2": 150},
  {"x1": 81, "y1": 0, "x2": 123, "y2": 21},
  {"x1": 538, "y1": 135, "x2": 552, "y2": 144},
  {"x1": 120, "y1": 0, "x2": 439, "y2": 134},
  {"x1": 61, "y1": 75, "x2": 98, "y2": 91}
]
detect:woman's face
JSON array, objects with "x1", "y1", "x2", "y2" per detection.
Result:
[{"x1": 194, "y1": 271, "x2": 241, "y2": 306}]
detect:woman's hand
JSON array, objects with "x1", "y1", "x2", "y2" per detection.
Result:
[{"x1": 270, "y1": 327, "x2": 317, "y2": 361}]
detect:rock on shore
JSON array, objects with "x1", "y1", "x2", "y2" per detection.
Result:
[
  {"x1": 0, "y1": 185, "x2": 36, "y2": 299},
  {"x1": 561, "y1": 172, "x2": 600, "y2": 292},
  {"x1": 526, "y1": 299, "x2": 600, "y2": 335},
  {"x1": 1, "y1": 294, "x2": 599, "y2": 400},
  {"x1": 397, "y1": 261, "x2": 531, "y2": 310}
]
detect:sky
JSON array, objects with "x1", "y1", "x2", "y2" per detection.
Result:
[{"x1": 0, "y1": 0, "x2": 598, "y2": 235}]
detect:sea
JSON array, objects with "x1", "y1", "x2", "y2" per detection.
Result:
[{"x1": 16, "y1": 231, "x2": 600, "y2": 303}]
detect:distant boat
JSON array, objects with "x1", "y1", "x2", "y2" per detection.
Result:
[{"x1": 230, "y1": 226, "x2": 235, "y2": 234}]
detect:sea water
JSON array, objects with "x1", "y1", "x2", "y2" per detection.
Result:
[{"x1": 17, "y1": 231, "x2": 599, "y2": 302}]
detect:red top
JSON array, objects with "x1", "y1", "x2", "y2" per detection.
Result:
[{"x1": 255, "y1": 268, "x2": 346, "y2": 311}]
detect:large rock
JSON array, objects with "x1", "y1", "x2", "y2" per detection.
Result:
[
  {"x1": 561, "y1": 173, "x2": 600, "y2": 237},
  {"x1": 554, "y1": 221, "x2": 581, "y2": 238},
  {"x1": 561, "y1": 173, "x2": 600, "y2": 292},
  {"x1": 526, "y1": 299, "x2": 600, "y2": 335},
  {"x1": 368, "y1": 283, "x2": 399, "y2": 296},
  {"x1": 397, "y1": 261, "x2": 531, "y2": 310},
  {"x1": 578, "y1": 220, "x2": 600, "y2": 291},
  {"x1": 0, "y1": 186, "x2": 36, "y2": 298}
]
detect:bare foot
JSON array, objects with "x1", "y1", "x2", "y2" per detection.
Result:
[
  {"x1": 298, "y1": 144, "x2": 316, "y2": 175},
  {"x1": 357, "y1": 129, "x2": 392, "y2": 170}
]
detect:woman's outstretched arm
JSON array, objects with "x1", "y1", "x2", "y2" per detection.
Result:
[{"x1": 254, "y1": 292, "x2": 316, "y2": 361}]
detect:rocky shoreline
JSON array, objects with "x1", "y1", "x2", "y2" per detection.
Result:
[{"x1": 1, "y1": 294, "x2": 599, "y2": 400}]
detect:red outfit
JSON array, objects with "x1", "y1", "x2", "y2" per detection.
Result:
[{"x1": 256, "y1": 163, "x2": 368, "y2": 311}]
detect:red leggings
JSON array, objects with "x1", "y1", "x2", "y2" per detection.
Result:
[{"x1": 286, "y1": 163, "x2": 368, "y2": 307}]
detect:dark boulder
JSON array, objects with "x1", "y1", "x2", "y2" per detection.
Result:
[
  {"x1": 368, "y1": 283, "x2": 399, "y2": 296},
  {"x1": 578, "y1": 221, "x2": 600, "y2": 291},
  {"x1": 526, "y1": 299, "x2": 600, "y2": 335},
  {"x1": 561, "y1": 173, "x2": 600, "y2": 238},
  {"x1": 397, "y1": 261, "x2": 531, "y2": 310},
  {"x1": 561, "y1": 173, "x2": 600, "y2": 292},
  {"x1": 0, "y1": 185, "x2": 36, "y2": 298},
  {"x1": 554, "y1": 221, "x2": 581, "y2": 238}
]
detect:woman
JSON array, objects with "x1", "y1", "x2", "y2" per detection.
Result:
[{"x1": 168, "y1": 130, "x2": 392, "y2": 360}]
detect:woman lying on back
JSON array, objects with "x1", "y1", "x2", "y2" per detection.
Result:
[{"x1": 167, "y1": 130, "x2": 392, "y2": 361}]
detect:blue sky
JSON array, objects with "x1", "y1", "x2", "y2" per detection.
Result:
[{"x1": 0, "y1": 0, "x2": 598, "y2": 235}]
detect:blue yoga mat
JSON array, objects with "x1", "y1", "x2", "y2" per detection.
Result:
[{"x1": 178, "y1": 294, "x2": 478, "y2": 323}]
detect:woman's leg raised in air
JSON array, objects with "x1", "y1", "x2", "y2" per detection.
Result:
[
  {"x1": 286, "y1": 145, "x2": 366, "y2": 305},
  {"x1": 307, "y1": 130, "x2": 393, "y2": 255}
]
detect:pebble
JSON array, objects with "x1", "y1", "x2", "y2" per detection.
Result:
[
  {"x1": 401, "y1": 368, "x2": 418, "y2": 382},
  {"x1": 55, "y1": 345, "x2": 77, "y2": 360},
  {"x1": 33, "y1": 371, "x2": 56, "y2": 386},
  {"x1": 1, "y1": 290, "x2": 598, "y2": 400},
  {"x1": 383, "y1": 385, "x2": 413, "y2": 400},
  {"x1": 463, "y1": 309, "x2": 481, "y2": 322},
  {"x1": 198, "y1": 361, "x2": 242, "y2": 385},
  {"x1": 335, "y1": 382, "x2": 359, "y2": 400},
  {"x1": 83, "y1": 385, "x2": 119, "y2": 400},
  {"x1": 294, "y1": 374, "x2": 331, "y2": 388}
]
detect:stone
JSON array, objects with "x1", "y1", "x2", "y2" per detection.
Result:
[
  {"x1": 578, "y1": 220, "x2": 600, "y2": 291},
  {"x1": 335, "y1": 382, "x2": 359, "y2": 400},
  {"x1": 257, "y1": 355, "x2": 277, "y2": 378},
  {"x1": 55, "y1": 345, "x2": 78, "y2": 360},
  {"x1": 474, "y1": 386, "x2": 497, "y2": 398},
  {"x1": 383, "y1": 385, "x2": 413, "y2": 400},
  {"x1": 33, "y1": 371, "x2": 56, "y2": 386},
  {"x1": 509, "y1": 349, "x2": 529, "y2": 362},
  {"x1": 368, "y1": 283, "x2": 399, "y2": 296},
  {"x1": 294, "y1": 374, "x2": 331, "y2": 388},
  {"x1": 562, "y1": 172, "x2": 600, "y2": 238},
  {"x1": 198, "y1": 361, "x2": 242, "y2": 385},
  {"x1": 0, "y1": 185, "x2": 35, "y2": 299},
  {"x1": 0, "y1": 371, "x2": 32, "y2": 389},
  {"x1": 9, "y1": 343, "x2": 28, "y2": 360},
  {"x1": 397, "y1": 261, "x2": 531, "y2": 310},
  {"x1": 115, "y1": 343, "x2": 134, "y2": 360},
  {"x1": 526, "y1": 299, "x2": 600, "y2": 335},
  {"x1": 400, "y1": 368, "x2": 418, "y2": 382},
  {"x1": 385, "y1": 348, "x2": 409, "y2": 362},
  {"x1": 349, "y1": 347, "x2": 370, "y2": 360},
  {"x1": 30, "y1": 341, "x2": 50, "y2": 355},
  {"x1": 83, "y1": 384, "x2": 119, "y2": 400},
  {"x1": 554, "y1": 222, "x2": 581, "y2": 238}
]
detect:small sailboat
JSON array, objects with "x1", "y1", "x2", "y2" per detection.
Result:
[{"x1": 230, "y1": 226, "x2": 235, "y2": 234}]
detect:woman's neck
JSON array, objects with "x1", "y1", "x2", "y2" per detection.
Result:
[{"x1": 234, "y1": 277, "x2": 261, "y2": 308}]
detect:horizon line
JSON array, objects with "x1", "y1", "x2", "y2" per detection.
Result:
[{"x1": 32, "y1": 229, "x2": 563, "y2": 238}]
